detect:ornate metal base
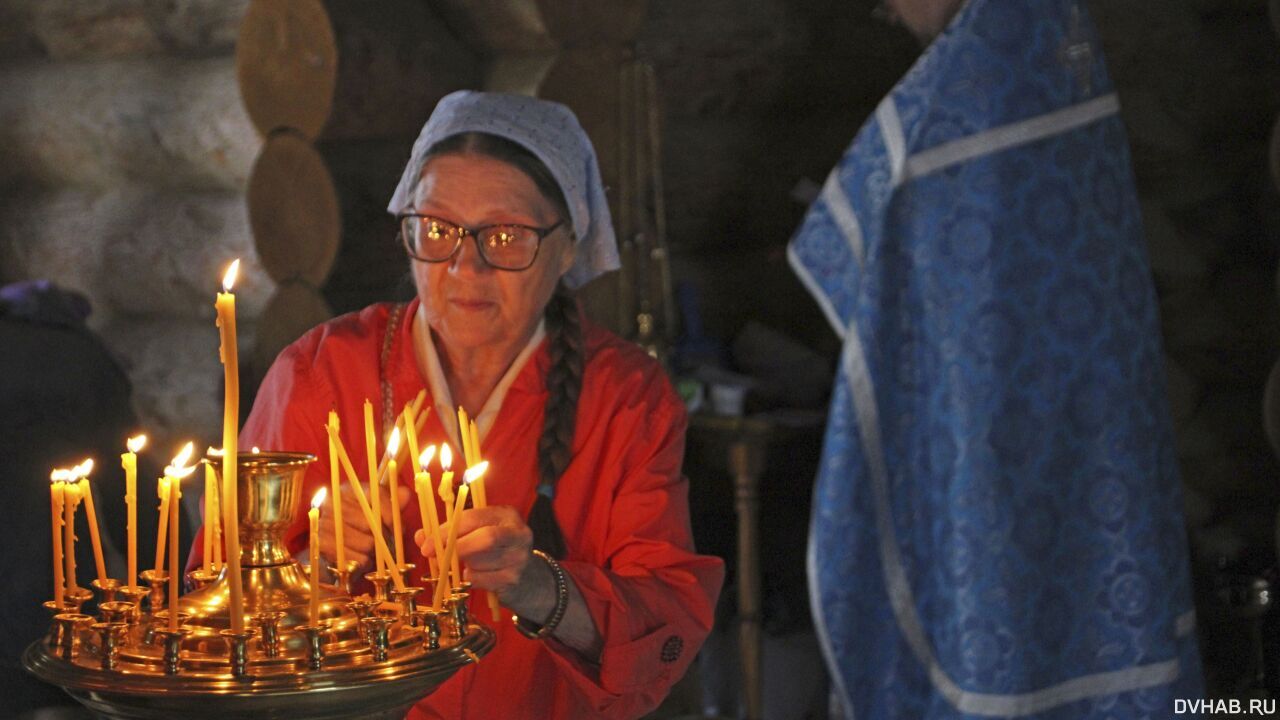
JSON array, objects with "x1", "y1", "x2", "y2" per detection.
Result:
[{"x1": 24, "y1": 451, "x2": 494, "y2": 720}]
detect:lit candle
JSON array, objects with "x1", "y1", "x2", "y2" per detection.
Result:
[
  {"x1": 165, "y1": 445, "x2": 197, "y2": 632},
  {"x1": 75, "y1": 459, "x2": 107, "y2": 585},
  {"x1": 325, "y1": 424, "x2": 405, "y2": 590},
  {"x1": 123, "y1": 435, "x2": 146, "y2": 589},
  {"x1": 437, "y1": 445, "x2": 460, "y2": 589},
  {"x1": 415, "y1": 447, "x2": 445, "y2": 608},
  {"x1": 457, "y1": 407, "x2": 473, "y2": 467},
  {"x1": 154, "y1": 475, "x2": 170, "y2": 573},
  {"x1": 309, "y1": 487, "x2": 327, "y2": 626},
  {"x1": 50, "y1": 470, "x2": 66, "y2": 606},
  {"x1": 363, "y1": 400, "x2": 381, "y2": 553},
  {"x1": 203, "y1": 460, "x2": 216, "y2": 573},
  {"x1": 216, "y1": 259, "x2": 246, "y2": 634},
  {"x1": 327, "y1": 412, "x2": 345, "y2": 570},
  {"x1": 386, "y1": 427, "x2": 405, "y2": 569},
  {"x1": 467, "y1": 419, "x2": 499, "y2": 620},
  {"x1": 436, "y1": 462, "x2": 487, "y2": 609},
  {"x1": 207, "y1": 450, "x2": 222, "y2": 568},
  {"x1": 63, "y1": 475, "x2": 79, "y2": 593},
  {"x1": 374, "y1": 391, "x2": 428, "y2": 487}
]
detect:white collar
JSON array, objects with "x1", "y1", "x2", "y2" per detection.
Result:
[{"x1": 412, "y1": 303, "x2": 546, "y2": 459}]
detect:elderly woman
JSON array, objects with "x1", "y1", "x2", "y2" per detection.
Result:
[{"x1": 232, "y1": 91, "x2": 724, "y2": 718}]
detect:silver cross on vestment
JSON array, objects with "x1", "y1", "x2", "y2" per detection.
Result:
[{"x1": 1058, "y1": 3, "x2": 1094, "y2": 98}]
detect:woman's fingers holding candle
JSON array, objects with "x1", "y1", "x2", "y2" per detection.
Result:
[{"x1": 449, "y1": 506, "x2": 534, "y2": 598}]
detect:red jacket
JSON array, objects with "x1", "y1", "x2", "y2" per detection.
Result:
[{"x1": 194, "y1": 299, "x2": 723, "y2": 719}]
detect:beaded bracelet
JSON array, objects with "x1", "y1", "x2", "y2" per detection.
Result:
[{"x1": 512, "y1": 550, "x2": 569, "y2": 640}]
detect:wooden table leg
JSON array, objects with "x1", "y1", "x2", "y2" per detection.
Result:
[{"x1": 730, "y1": 440, "x2": 763, "y2": 720}]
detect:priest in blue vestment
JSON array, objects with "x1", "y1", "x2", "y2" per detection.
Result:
[{"x1": 789, "y1": 1, "x2": 1204, "y2": 718}]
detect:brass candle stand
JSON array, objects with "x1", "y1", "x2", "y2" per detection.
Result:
[{"x1": 25, "y1": 452, "x2": 493, "y2": 720}]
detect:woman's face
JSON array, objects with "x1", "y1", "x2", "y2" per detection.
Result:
[{"x1": 411, "y1": 153, "x2": 575, "y2": 355}]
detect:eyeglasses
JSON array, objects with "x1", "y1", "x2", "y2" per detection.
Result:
[{"x1": 399, "y1": 213, "x2": 565, "y2": 271}]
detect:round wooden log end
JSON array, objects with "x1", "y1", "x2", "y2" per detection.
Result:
[
  {"x1": 248, "y1": 131, "x2": 341, "y2": 286},
  {"x1": 236, "y1": 0, "x2": 337, "y2": 139}
]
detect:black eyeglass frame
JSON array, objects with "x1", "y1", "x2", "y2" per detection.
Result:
[{"x1": 398, "y1": 213, "x2": 566, "y2": 272}]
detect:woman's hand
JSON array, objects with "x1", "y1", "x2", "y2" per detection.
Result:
[
  {"x1": 415, "y1": 506, "x2": 549, "y2": 609},
  {"x1": 416, "y1": 504, "x2": 603, "y2": 661}
]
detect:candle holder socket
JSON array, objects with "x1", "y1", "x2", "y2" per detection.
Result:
[
  {"x1": 148, "y1": 612, "x2": 189, "y2": 646},
  {"x1": 327, "y1": 559, "x2": 361, "y2": 596},
  {"x1": 91, "y1": 622, "x2": 129, "y2": 671},
  {"x1": 254, "y1": 610, "x2": 287, "y2": 658},
  {"x1": 97, "y1": 601, "x2": 134, "y2": 625},
  {"x1": 90, "y1": 578, "x2": 121, "y2": 604},
  {"x1": 186, "y1": 568, "x2": 219, "y2": 592},
  {"x1": 219, "y1": 628, "x2": 257, "y2": 679},
  {"x1": 155, "y1": 627, "x2": 192, "y2": 675},
  {"x1": 138, "y1": 570, "x2": 168, "y2": 611},
  {"x1": 364, "y1": 571, "x2": 392, "y2": 603},
  {"x1": 390, "y1": 587, "x2": 423, "y2": 626},
  {"x1": 53, "y1": 613, "x2": 91, "y2": 660},
  {"x1": 416, "y1": 609, "x2": 443, "y2": 650},
  {"x1": 360, "y1": 616, "x2": 394, "y2": 662},
  {"x1": 297, "y1": 624, "x2": 327, "y2": 670},
  {"x1": 43, "y1": 600, "x2": 73, "y2": 644},
  {"x1": 446, "y1": 593, "x2": 470, "y2": 639},
  {"x1": 116, "y1": 586, "x2": 149, "y2": 625},
  {"x1": 64, "y1": 587, "x2": 94, "y2": 615}
]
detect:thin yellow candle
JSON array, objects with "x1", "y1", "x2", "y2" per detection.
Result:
[
  {"x1": 327, "y1": 412, "x2": 345, "y2": 569},
  {"x1": 216, "y1": 259, "x2": 246, "y2": 634},
  {"x1": 309, "y1": 487, "x2": 327, "y2": 626},
  {"x1": 403, "y1": 405, "x2": 421, "y2": 474},
  {"x1": 435, "y1": 462, "x2": 487, "y2": 608},
  {"x1": 63, "y1": 477, "x2": 79, "y2": 593},
  {"x1": 123, "y1": 434, "x2": 146, "y2": 588},
  {"x1": 467, "y1": 419, "x2": 500, "y2": 620},
  {"x1": 325, "y1": 424, "x2": 405, "y2": 590},
  {"x1": 165, "y1": 454, "x2": 197, "y2": 632},
  {"x1": 363, "y1": 400, "x2": 381, "y2": 553},
  {"x1": 154, "y1": 476, "x2": 170, "y2": 573},
  {"x1": 374, "y1": 391, "x2": 428, "y2": 486},
  {"x1": 415, "y1": 447, "x2": 445, "y2": 598},
  {"x1": 203, "y1": 461, "x2": 215, "y2": 573},
  {"x1": 50, "y1": 471, "x2": 65, "y2": 606},
  {"x1": 437, "y1": 445, "x2": 460, "y2": 588},
  {"x1": 75, "y1": 459, "x2": 107, "y2": 585},
  {"x1": 208, "y1": 456, "x2": 222, "y2": 570},
  {"x1": 457, "y1": 407, "x2": 473, "y2": 467},
  {"x1": 386, "y1": 427, "x2": 405, "y2": 568}
]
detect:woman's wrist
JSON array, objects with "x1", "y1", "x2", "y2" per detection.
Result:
[{"x1": 500, "y1": 549, "x2": 559, "y2": 620}]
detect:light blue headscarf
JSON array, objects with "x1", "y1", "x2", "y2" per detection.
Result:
[{"x1": 387, "y1": 91, "x2": 620, "y2": 290}]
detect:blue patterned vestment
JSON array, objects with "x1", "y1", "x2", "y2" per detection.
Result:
[{"x1": 789, "y1": 1, "x2": 1203, "y2": 718}]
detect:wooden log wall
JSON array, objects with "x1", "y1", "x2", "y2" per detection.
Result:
[
  {"x1": 235, "y1": 0, "x2": 480, "y2": 394},
  {"x1": 431, "y1": 0, "x2": 672, "y2": 346},
  {"x1": 0, "y1": 0, "x2": 265, "y2": 453}
]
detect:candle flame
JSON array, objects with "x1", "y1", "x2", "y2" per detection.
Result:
[
  {"x1": 222, "y1": 259, "x2": 240, "y2": 292},
  {"x1": 387, "y1": 426, "x2": 401, "y2": 455},
  {"x1": 419, "y1": 445, "x2": 437, "y2": 469},
  {"x1": 170, "y1": 441, "x2": 195, "y2": 470},
  {"x1": 72, "y1": 458, "x2": 95, "y2": 480},
  {"x1": 127, "y1": 434, "x2": 147, "y2": 453},
  {"x1": 312, "y1": 487, "x2": 328, "y2": 509},
  {"x1": 441, "y1": 444, "x2": 453, "y2": 470},
  {"x1": 50, "y1": 467, "x2": 69, "y2": 483},
  {"x1": 462, "y1": 461, "x2": 489, "y2": 485},
  {"x1": 207, "y1": 446, "x2": 224, "y2": 457},
  {"x1": 167, "y1": 463, "x2": 198, "y2": 481},
  {"x1": 251, "y1": 446, "x2": 261, "y2": 454}
]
